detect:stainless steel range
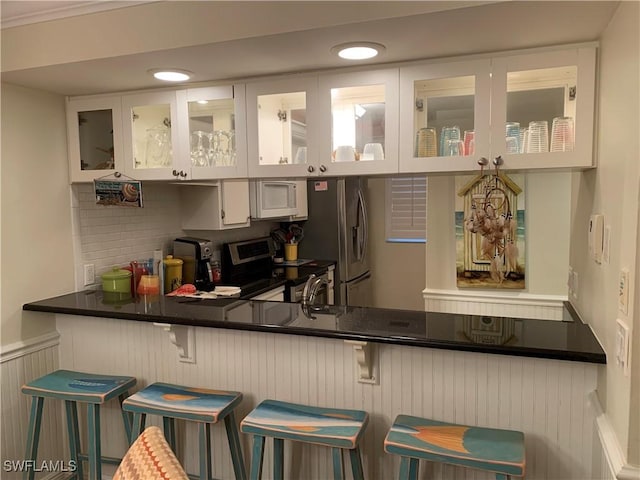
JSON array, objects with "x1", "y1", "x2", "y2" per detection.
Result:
[{"x1": 222, "y1": 237, "x2": 334, "y2": 303}]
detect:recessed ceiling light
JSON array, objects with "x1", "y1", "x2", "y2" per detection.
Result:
[
  {"x1": 148, "y1": 69, "x2": 192, "y2": 82},
  {"x1": 331, "y1": 42, "x2": 385, "y2": 60}
]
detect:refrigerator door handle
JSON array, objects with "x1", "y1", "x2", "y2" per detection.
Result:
[{"x1": 358, "y1": 189, "x2": 368, "y2": 262}]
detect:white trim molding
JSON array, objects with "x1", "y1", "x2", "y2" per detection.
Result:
[
  {"x1": 423, "y1": 288, "x2": 567, "y2": 320},
  {"x1": 0, "y1": 331, "x2": 60, "y2": 364},
  {"x1": 589, "y1": 391, "x2": 640, "y2": 480}
]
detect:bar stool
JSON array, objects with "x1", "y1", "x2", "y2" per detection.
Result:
[
  {"x1": 240, "y1": 399, "x2": 368, "y2": 480},
  {"x1": 122, "y1": 382, "x2": 246, "y2": 480},
  {"x1": 21, "y1": 369, "x2": 136, "y2": 480},
  {"x1": 384, "y1": 415, "x2": 525, "y2": 480}
]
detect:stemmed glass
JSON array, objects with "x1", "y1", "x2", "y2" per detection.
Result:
[{"x1": 190, "y1": 131, "x2": 208, "y2": 167}]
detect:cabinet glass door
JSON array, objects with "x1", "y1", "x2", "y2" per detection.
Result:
[
  {"x1": 246, "y1": 76, "x2": 318, "y2": 178},
  {"x1": 258, "y1": 91, "x2": 306, "y2": 167},
  {"x1": 399, "y1": 60, "x2": 491, "y2": 173},
  {"x1": 181, "y1": 85, "x2": 248, "y2": 179},
  {"x1": 122, "y1": 91, "x2": 180, "y2": 180},
  {"x1": 67, "y1": 96, "x2": 124, "y2": 183},
  {"x1": 490, "y1": 47, "x2": 596, "y2": 169},
  {"x1": 319, "y1": 69, "x2": 398, "y2": 175}
]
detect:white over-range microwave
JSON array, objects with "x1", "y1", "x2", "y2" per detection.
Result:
[{"x1": 249, "y1": 179, "x2": 307, "y2": 220}]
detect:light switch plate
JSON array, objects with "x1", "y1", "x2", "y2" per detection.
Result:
[
  {"x1": 83, "y1": 264, "x2": 95, "y2": 286},
  {"x1": 619, "y1": 268, "x2": 630, "y2": 315}
]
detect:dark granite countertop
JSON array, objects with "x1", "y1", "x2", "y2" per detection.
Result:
[{"x1": 23, "y1": 291, "x2": 605, "y2": 364}]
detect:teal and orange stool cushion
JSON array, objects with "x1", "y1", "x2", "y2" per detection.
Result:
[
  {"x1": 21, "y1": 369, "x2": 136, "y2": 480},
  {"x1": 384, "y1": 415, "x2": 525, "y2": 480},
  {"x1": 240, "y1": 399, "x2": 368, "y2": 480},
  {"x1": 122, "y1": 382, "x2": 246, "y2": 480}
]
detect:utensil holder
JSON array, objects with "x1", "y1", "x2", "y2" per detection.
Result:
[{"x1": 284, "y1": 244, "x2": 298, "y2": 261}]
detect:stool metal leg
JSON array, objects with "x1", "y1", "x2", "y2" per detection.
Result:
[
  {"x1": 348, "y1": 447, "x2": 365, "y2": 480},
  {"x1": 224, "y1": 411, "x2": 247, "y2": 480},
  {"x1": 24, "y1": 396, "x2": 44, "y2": 480},
  {"x1": 331, "y1": 448, "x2": 344, "y2": 480},
  {"x1": 64, "y1": 401, "x2": 84, "y2": 480},
  {"x1": 198, "y1": 423, "x2": 212, "y2": 480},
  {"x1": 249, "y1": 435, "x2": 265, "y2": 480},
  {"x1": 399, "y1": 457, "x2": 419, "y2": 480},
  {"x1": 86, "y1": 404, "x2": 101, "y2": 480},
  {"x1": 163, "y1": 417, "x2": 177, "y2": 452},
  {"x1": 129, "y1": 412, "x2": 146, "y2": 445},
  {"x1": 118, "y1": 392, "x2": 132, "y2": 443},
  {"x1": 273, "y1": 438, "x2": 284, "y2": 480}
]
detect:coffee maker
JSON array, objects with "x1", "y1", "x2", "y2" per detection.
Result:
[{"x1": 173, "y1": 237, "x2": 214, "y2": 291}]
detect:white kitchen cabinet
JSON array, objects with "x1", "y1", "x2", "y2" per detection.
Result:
[
  {"x1": 175, "y1": 84, "x2": 248, "y2": 180},
  {"x1": 66, "y1": 95, "x2": 125, "y2": 183},
  {"x1": 399, "y1": 45, "x2": 596, "y2": 174},
  {"x1": 318, "y1": 68, "x2": 399, "y2": 176},
  {"x1": 251, "y1": 286, "x2": 285, "y2": 301},
  {"x1": 179, "y1": 179, "x2": 251, "y2": 230},
  {"x1": 246, "y1": 76, "x2": 320, "y2": 178},
  {"x1": 121, "y1": 90, "x2": 183, "y2": 181}
]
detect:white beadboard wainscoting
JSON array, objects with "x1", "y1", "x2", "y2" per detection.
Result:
[
  {"x1": 54, "y1": 314, "x2": 607, "y2": 480},
  {"x1": 423, "y1": 289, "x2": 567, "y2": 321},
  {"x1": 0, "y1": 332, "x2": 63, "y2": 480}
]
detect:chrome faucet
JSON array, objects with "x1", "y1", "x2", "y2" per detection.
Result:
[{"x1": 302, "y1": 274, "x2": 328, "y2": 306}]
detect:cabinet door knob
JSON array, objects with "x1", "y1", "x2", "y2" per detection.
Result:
[
  {"x1": 172, "y1": 169, "x2": 179, "y2": 176},
  {"x1": 319, "y1": 165, "x2": 327, "y2": 173},
  {"x1": 114, "y1": 171, "x2": 122, "y2": 178},
  {"x1": 493, "y1": 156, "x2": 504, "y2": 166},
  {"x1": 477, "y1": 157, "x2": 489, "y2": 167},
  {"x1": 307, "y1": 166, "x2": 315, "y2": 173},
  {"x1": 180, "y1": 170, "x2": 188, "y2": 178}
]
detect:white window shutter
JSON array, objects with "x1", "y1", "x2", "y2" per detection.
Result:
[{"x1": 385, "y1": 176, "x2": 427, "y2": 242}]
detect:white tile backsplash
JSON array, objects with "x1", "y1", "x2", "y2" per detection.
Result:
[{"x1": 72, "y1": 182, "x2": 278, "y2": 290}]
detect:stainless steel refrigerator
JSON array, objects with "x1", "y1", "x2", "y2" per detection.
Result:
[{"x1": 299, "y1": 177, "x2": 372, "y2": 307}]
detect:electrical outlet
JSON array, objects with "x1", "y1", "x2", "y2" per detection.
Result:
[
  {"x1": 615, "y1": 318, "x2": 630, "y2": 375},
  {"x1": 83, "y1": 264, "x2": 95, "y2": 286}
]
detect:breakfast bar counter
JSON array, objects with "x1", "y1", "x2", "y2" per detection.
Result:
[
  {"x1": 23, "y1": 292, "x2": 605, "y2": 480},
  {"x1": 24, "y1": 290, "x2": 605, "y2": 364}
]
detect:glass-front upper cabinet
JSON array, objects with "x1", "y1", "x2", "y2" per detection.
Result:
[
  {"x1": 176, "y1": 84, "x2": 248, "y2": 179},
  {"x1": 318, "y1": 69, "x2": 399, "y2": 175},
  {"x1": 490, "y1": 46, "x2": 596, "y2": 170},
  {"x1": 399, "y1": 59, "x2": 491, "y2": 174},
  {"x1": 121, "y1": 90, "x2": 181, "y2": 180},
  {"x1": 246, "y1": 76, "x2": 319, "y2": 178},
  {"x1": 66, "y1": 96, "x2": 124, "y2": 183}
]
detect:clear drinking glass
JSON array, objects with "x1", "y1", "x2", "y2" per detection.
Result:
[
  {"x1": 440, "y1": 126, "x2": 461, "y2": 157},
  {"x1": 526, "y1": 120, "x2": 549, "y2": 153},
  {"x1": 463, "y1": 130, "x2": 475, "y2": 156},
  {"x1": 505, "y1": 122, "x2": 520, "y2": 154},
  {"x1": 445, "y1": 139, "x2": 465, "y2": 156},
  {"x1": 550, "y1": 116, "x2": 574, "y2": 152},
  {"x1": 416, "y1": 128, "x2": 437, "y2": 157}
]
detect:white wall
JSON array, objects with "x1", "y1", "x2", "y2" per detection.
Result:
[
  {"x1": 0, "y1": 83, "x2": 74, "y2": 346},
  {"x1": 569, "y1": 1, "x2": 639, "y2": 467},
  {"x1": 368, "y1": 178, "x2": 426, "y2": 311}
]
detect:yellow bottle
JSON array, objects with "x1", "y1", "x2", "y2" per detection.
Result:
[{"x1": 163, "y1": 255, "x2": 183, "y2": 294}]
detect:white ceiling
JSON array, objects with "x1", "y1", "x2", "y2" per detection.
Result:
[{"x1": 0, "y1": 1, "x2": 620, "y2": 97}]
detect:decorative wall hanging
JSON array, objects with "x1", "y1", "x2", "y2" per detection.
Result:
[
  {"x1": 94, "y1": 173, "x2": 143, "y2": 207},
  {"x1": 455, "y1": 157, "x2": 525, "y2": 289}
]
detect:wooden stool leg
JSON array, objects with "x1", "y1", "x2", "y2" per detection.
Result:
[
  {"x1": 24, "y1": 396, "x2": 44, "y2": 480},
  {"x1": 163, "y1": 417, "x2": 177, "y2": 452},
  {"x1": 399, "y1": 457, "x2": 419, "y2": 480},
  {"x1": 198, "y1": 423, "x2": 212, "y2": 480},
  {"x1": 129, "y1": 412, "x2": 146, "y2": 445},
  {"x1": 249, "y1": 435, "x2": 265, "y2": 480},
  {"x1": 331, "y1": 448, "x2": 344, "y2": 480},
  {"x1": 118, "y1": 392, "x2": 132, "y2": 443},
  {"x1": 224, "y1": 411, "x2": 247, "y2": 480},
  {"x1": 348, "y1": 446, "x2": 365, "y2": 480},
  {"x1": 495, "y1": 475, "x2": 509, "y2": 480},
  {"x1": 64, "y1": 401, "x2": 84, "y2": 480},
  {"x1": 273, "y1": 438, "x2": 284, "y2": 480},
  {"x1": 86, "y1": 404, "x2": 101, "y2": 480}
]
